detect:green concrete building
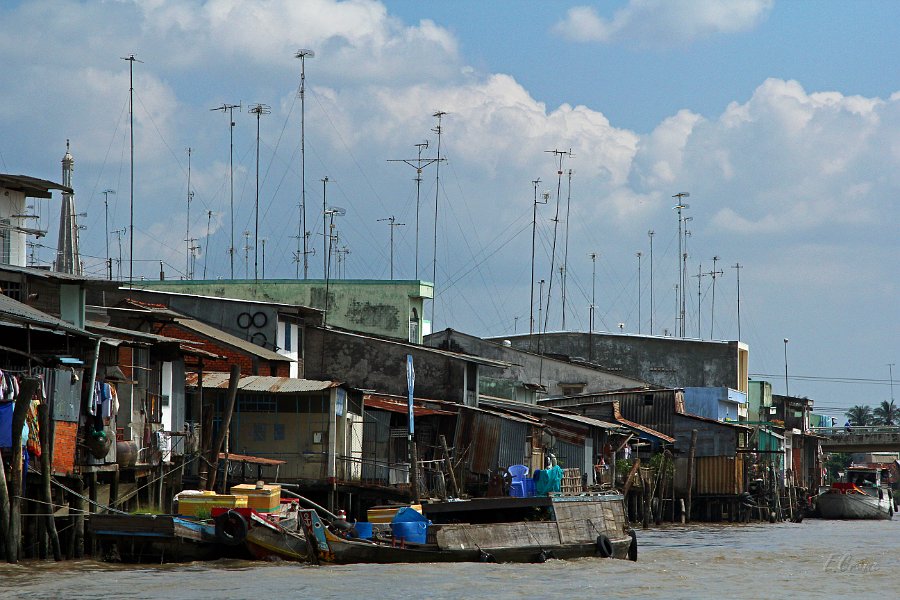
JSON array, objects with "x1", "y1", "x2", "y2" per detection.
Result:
[{"x1": 135, "y1": 279, "x2": 433, "y2": 344}]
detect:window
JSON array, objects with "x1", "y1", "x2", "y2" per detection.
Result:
[
  {"x1": 283, "y1": 322, "x2": 292, "y2": 351},
  {"x1": 0, "y1": 219, "x2": 10, "y2": 264},
  {"x1": 253, "y1": 423, "x2": 267, "y2": 442},
  {"x1": 274, "y1": 423, "x2": 285, "y2": 441},
  {"x1": 409, "y1": 308, "x2": 420, "y2": 343}
]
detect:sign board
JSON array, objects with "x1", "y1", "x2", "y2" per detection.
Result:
[{"x1": 406, "y1": 354, "x2": 415, "y2": 436}]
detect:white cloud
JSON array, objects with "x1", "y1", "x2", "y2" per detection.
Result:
[{"x1": 554, "y1": 0, "x2": 773, "y2": 46}]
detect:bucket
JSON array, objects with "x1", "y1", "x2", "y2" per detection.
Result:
[
  {"x1": 391, "y1": 521, "x2": 427, "y2": 544},
  {"x1": 354, "y1": 522, "x2": 373, "y2": 539}
]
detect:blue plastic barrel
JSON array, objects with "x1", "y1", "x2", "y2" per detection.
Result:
[
  {"x1": 391, "y1": 521, "x2": 427, "y2": 544},
  {"x1": 354, "y1": 521, "x2": 373, "y2": 539}
]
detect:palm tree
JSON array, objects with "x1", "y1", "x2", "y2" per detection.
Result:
[
  {"x1": 873, "y1": 400, "x2": 899, "y2": 426},
  {"x1": 845, "y1": 405, "x2": 873, "y2": 427}
]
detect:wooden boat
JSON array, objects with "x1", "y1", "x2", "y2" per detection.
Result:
[
  {"x1": 817, "y1": 467, "x2": 895, "y2": 520},
  {"x1": 90, "y1": 513, "x2": 228, "y2": 562},
  {"x1": 213, "y1": 505, "x2": 319, "y2": 563},
  {"x1": 317, "y1": 492, "x2": 637, "y2": 564}
]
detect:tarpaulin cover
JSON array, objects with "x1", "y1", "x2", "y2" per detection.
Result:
[{"x1": 533, "y1": 465, "x2": 563, "y2": 496}]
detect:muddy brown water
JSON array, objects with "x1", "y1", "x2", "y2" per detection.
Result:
[{"x1": 1, "y1": 518, "x2": 898, "y2": 599}]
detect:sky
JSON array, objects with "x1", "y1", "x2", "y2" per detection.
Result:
[{"x1": 0, "y1": 0, "x2": 897, "y2": 415}]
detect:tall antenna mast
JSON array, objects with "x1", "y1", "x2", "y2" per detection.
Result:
[
  {"x1": 693, "y1": 263, "x2": 706, "y2": 339},
  {"x1": 732, "y1": 262, "x2": 743, "y2": 340},
  {"x1": 529, "y1": 179, "x2": 547, "y2": 346},
  {"x1": 243, "y1": 230, "x2": 251, "y2": 279},
  {"x1": 430, "y1": 110, "x2": 447, "y2": 329},
  {"x1": 636, "y1": 251, "x2": 643, "y2": 334},
  {"x1": 295, "y1": 49, "x2": 314, "y2": 279},
  {"x1": 377, "y1": 216, "x2": 405, "y2": 279},
  {"x1": 561, "y1": 168, "x2": 574, "y2": 330},
  {"x1": 102, "y1": 188, "x2": 115, "y2": 279},
  {"x1": 321, "y1": 176, "x2": 330, "y2": 277},
  {"x1": 203, "y1": 210, "x2": 214, "y2": 279},
  {"x1": 672, "y1": 192, "x2": 690, "y2": 335},
  {"x1": 185, "y1": 147, "x2": 193, "y2": 280},
  {"x1": 388, "y1": 141, "x2": 439, "y2": 278},
  {"x1": 249, "y1": 103, "x2": 270, "y2": 281},
  {"x1": 542, "y1": 148, "x2": 573, "y2": 334},
  {"x1": 648, "y1": 230, "x2": 655, "y2": 335},
  {"x1": 111, "y1": 227, "x2": 126, "y2": 281},
  {"x1": 589, "y1": 252, "x2": 597, "y2": 362},
  {"x1": 709, "y1": 255, "x2": 724, "y2": 339},
  {"x1": 210, "y1": 102, "x2": 241, "y2": 278},
  {"x1": 121, "y1": 54, "x2": 142, "y2": 285}
]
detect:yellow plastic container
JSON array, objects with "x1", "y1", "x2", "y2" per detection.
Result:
[
  {"x1": 367, "y1": 504, "x2": 423, "y2": 524},
  {"x1": 231, "y1": 484, "x2": 282, "y2": 513},
  {"x1": 177, "y1": 491, "x2": 248, "y2": 518}
]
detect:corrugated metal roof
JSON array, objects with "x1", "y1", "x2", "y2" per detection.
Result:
[
  {"x1": 185, "y1": 371, "x2": 338, "y2": 393},
  {"x1": 547, "y1": 409, "x2": 624, "y2": 431},
  {"x1": 0, "y1": 174, "x2": 71, "y2": 198},
  {"x1": 174, "y1": 317, "x2": 289, "y2": 361},
  {"x1": 0, "y1": 293, "x2": 95, "y2": 337},
  {"x1": 363, "y1": 394, "x2": 455, "y2": 417}
]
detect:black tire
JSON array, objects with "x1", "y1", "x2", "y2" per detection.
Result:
[
  {"x1": 250, "y1": 331, "x2": 268, "y2": 347},
  {"x1": 237, "y1": 312, "x2": 253, "y2": 329},
  {"x1": 215, "y1": 510, "x2": 248, "y2": 546},
  {"x1": 627, "y1": 529, "x2": 638, "y2": 562},
  {"x1": 596, "y1": 534, "x2": 614, "y2": 558}
]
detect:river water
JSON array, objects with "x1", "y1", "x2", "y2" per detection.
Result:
[{"x1": 2, "y1": 518, "x2": 898, "y2": 599}]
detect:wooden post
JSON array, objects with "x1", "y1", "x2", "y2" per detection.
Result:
[
  {"x1": 0, "y1": 447, "x2": 10, "y2": 561},
  {"x1": 685, "y1": 429, "x2": 698, "y2": 524},
  {"x1": 72, "y1": 477, "x2": 85, "y2": 559},
  {"x1": 88, "y1": 472, "x2": 98, "y2": 557},
  {"x1": 108, "y1": 467, "x2": 119, "y2": 514},
  {"x1": 439, "y1": 435, "x2": 460, "y2": 498},
  {"x1": 207, "y1": 364, "x2": 241, "y2": 492},
  {"x1": 409, "y1": 441, "x2": 420, "y2": 502},
  {"x1": 679, "y1": 499, "x2": 686, "y2": 524},
  {"x1": 6, "y1": 377, "x2": 39, "y2": 563},
  {"x1": 641, "y1": 468, "x2": 652, "y2": 529},
  {"x1": 37, "y1": 404, "x2": 62, "y2": 560}
]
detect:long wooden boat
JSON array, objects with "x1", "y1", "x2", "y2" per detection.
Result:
[
  {"x1": 817, "y1": 466, "x2": 895, "y2": 520},
  {"x1": 89, "y1": 513, "x2": 228, "y2": 563},
  {"x1": 318, "y1": 492, "x2": 637, "y2": 564}
]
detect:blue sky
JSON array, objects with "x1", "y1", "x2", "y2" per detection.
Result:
[{"x1": 0, "y1": 0, "x2": 897, "y2": 414}]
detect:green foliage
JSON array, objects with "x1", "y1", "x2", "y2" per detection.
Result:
[
  {"x1": 648, "y1": 452, "x2": 674, "y2": 478},
  {"x1": 873, "y1": 400, "x2": 899, "y2": 426},
  {"x1": 845, "y1": 405, "x2": 873, "y2": 426},
  {"x1": 615, "y1": 458, "x2": 633, "y2": 476},
  {"x1": 824, "y1": 453, "x2": 852, "y2": 482}
]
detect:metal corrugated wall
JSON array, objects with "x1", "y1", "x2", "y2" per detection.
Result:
[
  {"x1": 497, "y1": 419, "x2": 529, "y2": 471},
  {"x1": 553, "y1": 440, "x2": 585, "y2": 473}
]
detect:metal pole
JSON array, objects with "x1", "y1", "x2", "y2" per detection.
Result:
[
  {"x1": 102, "y1": 189, "x2": 115, "y2": 280},
  {"x1": 296, "y1": 50, "x2": 314, "y2": 279},
  {"x1": 530, "y1": 178, "x2": 541, "y2": 341},
  {"x1": 120, "y1": 54, "x2": 140, "y2": 285},
  {"x1": 637, "y1": 252, "x2": 642, "y2": 334},
  {"x1": 431, "y1": 111, "x2": 446, "y2": 329},
  {"x1": 783, "y1": 338, "x2": 790, "y2": 396},
  {"x1": 322, "y1": 177, "x2": 329, "y2": 277},
  {"x1": 648, "y1": 230, "x2": 654, "y2": 335},
  {"x1": 732, "y1": 263, "x2": 742, "y2": 340}
]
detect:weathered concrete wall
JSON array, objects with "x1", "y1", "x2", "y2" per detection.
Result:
[
  {"x1": 135, "y1": 279, "x2": 432, "y2": 343},
  {"x1": 426, "y1": 329, "x2": 647, "y2": 401},
  {"x1": 304, "y1": 327, "x2": 468, "y2": 403},
  {"x1": 497, "y1": 332, "x2": 744, "y2": 391}
]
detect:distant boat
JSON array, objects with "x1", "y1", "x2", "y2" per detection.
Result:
[{"x1": 816, "y1": 466, "x2": 895, "y2": 520}]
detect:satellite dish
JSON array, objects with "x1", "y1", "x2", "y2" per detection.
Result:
[{"x1": 326, "y1": 206, "x2": 346, "y2": 216}]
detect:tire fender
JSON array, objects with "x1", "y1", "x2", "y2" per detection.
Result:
[
  {"x1": 596, "y1": 534, "x2": 614, "y2": 558},
  {"x1": 215, "y1": 509, "x2": 248, "y2": 546}
]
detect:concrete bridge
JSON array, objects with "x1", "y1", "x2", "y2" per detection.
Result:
[{"x1": 811, "y1": 426, "x2": 900, "y2": 453}]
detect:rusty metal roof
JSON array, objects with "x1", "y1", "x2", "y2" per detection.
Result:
[
  {"x1": 186, "y1": 371, "x2": 339, "y2": 393},
  {"x1": 363, "y1": 394, "x2": 456, "y2": 417}
]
